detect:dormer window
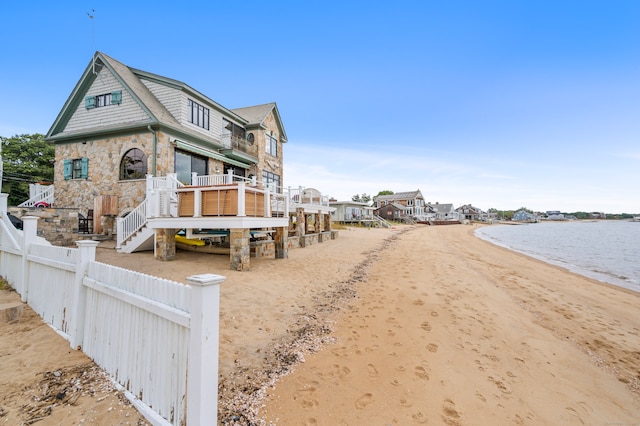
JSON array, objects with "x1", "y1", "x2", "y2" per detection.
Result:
[
  {"x1": 188, "y1": 99, "x2": 209, "y2": 130},
  {"x1": 85, "y1": 91, "x2": 122, "y2": 109}
]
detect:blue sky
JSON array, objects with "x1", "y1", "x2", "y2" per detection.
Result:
[{"x1": 1, "y1": 1, "x2": 639, "y2": 213}]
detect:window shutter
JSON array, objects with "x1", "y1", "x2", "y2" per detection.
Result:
[
  {"x1": 81, "y1": 158, "x2": 89, "y2": 179},
  {"x1": 85, "y1": 96, "x2": 96, "y2": 109},
  {"x1": 63, "y1": 159, "x2": 72, "y2": 180},
  {"x1": 111, "y1": 90, "x2": 122, "y2": 105}
]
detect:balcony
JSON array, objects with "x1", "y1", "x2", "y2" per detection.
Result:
[{"x1": 219, "y1": 134, "x2": 257, "y2": 163}]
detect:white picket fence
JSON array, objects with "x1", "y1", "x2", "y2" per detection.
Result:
[{"x1": 0, "y1": 195, "x2": 221, "y2": 425}]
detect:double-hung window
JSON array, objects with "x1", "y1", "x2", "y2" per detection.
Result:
[
  {"x1": 188, "y1": 99, "x2": 210, "y2": 130},
  {"x1": 266, "y1": 132, "x2": 277, "y2": 157}
]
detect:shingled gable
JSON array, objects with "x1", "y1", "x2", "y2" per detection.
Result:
[
  {"x1": 232, "y1": 103, "x2": 288, "y2": 143},
  {"x1": 46, "y1": 51, "x2": 257, "y2": 146}
]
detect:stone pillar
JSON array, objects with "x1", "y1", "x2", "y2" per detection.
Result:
[
  {"x1": 154, "y1": 228, "x2": 176, "y2": 261},
  {"x1": 324, "y1": 213, "x2": 332, "y2": 231},
  {"x1": 296, "y1": 208, "x2": 305, "y2": 236},
  {"x1": 274, "y1": 226, "x2": 288, "y2": 259},
  {"x1": 315, "y1": 211, "x2": 322, "y2": 234},
  {"x1": 230, "y1": 228, "x2": 250, "y2": 271}
]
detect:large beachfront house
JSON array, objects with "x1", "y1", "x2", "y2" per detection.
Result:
[
  {"x1": 375, "y1": 190, "x2": 426, "y2": 219},
  {"x1": 47, "y1": 51, "x2": 286, "y2": 218},
  {"x1": 38, "y1": 51, "x2": 334, "y2": 270}
]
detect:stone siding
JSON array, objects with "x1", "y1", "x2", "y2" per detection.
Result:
[
  {"x1": 250, "y1": 240, "x2": 275, "y2": 258},
  {"x1": 9, "y1": 207, "x2": 83, "y2": 247}
]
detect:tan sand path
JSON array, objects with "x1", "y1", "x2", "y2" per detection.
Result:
[{"x1": 261, "y1": 225, "x2": 640, "y2": 425}]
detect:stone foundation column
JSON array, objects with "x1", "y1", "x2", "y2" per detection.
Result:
[
  {"x1": 230, "y1": 228, "x2": 250, "y2": 271},
  {"x1": 315, "y1": 211, "x2": 322, "y2": 233},
  {"x1": 324, "y1": 213, "x2": 332, "y2": 231},
  {"x1": 274, "y1": 226, "x2": 288, "y2": 259},
  {"x1": 155, "y1": 228, "x2": 176, "y2": 261},
  {"x1": 296, "y1": 208, "x2": 305, "y2": 236}
]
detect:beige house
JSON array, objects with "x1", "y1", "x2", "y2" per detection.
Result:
[{"x1": 46, "y1": 51, "x2": 287, "y2": 219}]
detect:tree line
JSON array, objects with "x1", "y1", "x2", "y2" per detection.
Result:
[{"x1": 1, "y1": 134, "x2": 54, "y2": 206}]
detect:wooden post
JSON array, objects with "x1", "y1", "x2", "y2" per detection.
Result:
[
  {"x1": 186, "y1": 273, "x2": 224, "y2": 426},
  {"x1": 20, "y1": 216, "x2": 39, "y2": 303},
  {"x1": 69, "y1": 240, "x2": 99, "y2": 350}
]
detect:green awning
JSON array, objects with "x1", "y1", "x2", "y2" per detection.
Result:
[{"x1": 175, "y1": 140, "x2": 251, "y2": 169}]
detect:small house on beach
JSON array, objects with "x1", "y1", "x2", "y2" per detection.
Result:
[{"x1": 330, "y1": 200, "x2": 375, "y2": 224}]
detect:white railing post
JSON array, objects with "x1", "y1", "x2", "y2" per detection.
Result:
[
  {"x1": 191, "y1": 172, "x2": 198, "y2": 186},
  {"x1": 194, "y1": 189, "x2": 202, "y2": 218},
  {"x1": 237, "y1": 181, "x2": 246, "y2": 217},
  {"x1": 116, "y1": 217, "x2": 124, "y2": 249},
  {"x1": 226, "y1": 169, "x2": 234, "y2": 184},
  {"x1": 20, "y1": 216, "x2": 39, "y2": 303},
  {"x1": 186, "y1": 273, "x2": 224, "y2": 426},
  {"x1": 69, "y1": 240, "x2": 99, "y2": 350},
  {"x1": 0, "y1": 193, "x2": 7, "y2": 214},
  {"x1": 264, "y1": 186, "x2": 271, "y2": 218},
  {"x1": 250, "y1": 175, "x2": 257, "y2": 186}
]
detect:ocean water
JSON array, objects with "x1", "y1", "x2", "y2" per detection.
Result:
[{"x1": 474, "y1": 220, "x2": 640, "y2": 293}]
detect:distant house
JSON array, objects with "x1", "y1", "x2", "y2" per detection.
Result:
[
  {"x1": 427, "y1": 202, "x2": 458, "y2": 221},
  {"x1": 545, "y1": 211, "x2": 565, "y2": 221},
  {"x1": 375, "y1": 190, "x2": 426, "y2": 218},
  {"x1": 455, "y1": 204, "x2": 486, "y2": 221},
  {"x1": 374, "y1": 203, "x2": 406, "y2": 221},
  {"x1": 513, "y1": 209, "x2": 536, "y2": 222},
  {"x1": 330, "y1": 201, "x2": 374, "y2": 223}
]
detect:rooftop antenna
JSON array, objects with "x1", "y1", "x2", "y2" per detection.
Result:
[{"x1": 87, "y1": 9, "x2": 97, "y2": 74}]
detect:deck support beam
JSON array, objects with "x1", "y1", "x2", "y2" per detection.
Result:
[{"x1": 230, "y1": 228, "x2": 250, "y2": 271}]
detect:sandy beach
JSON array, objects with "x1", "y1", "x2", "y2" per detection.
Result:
[{"x1": 2, "y1": 224, "x2": 640, "y2": 425}]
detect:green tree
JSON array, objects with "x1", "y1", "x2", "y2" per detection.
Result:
[
  {"x1": 373, "y1": 190, "x2": 394, "y2": 203},
  {"x1": 352, "y1": 193, "x2": 372, "y2": 204},
  {"x1": 1, "y1": 134, "x2": 54, "y2": 206}
]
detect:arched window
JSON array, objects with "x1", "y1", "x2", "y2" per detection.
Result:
[{"x1": 120, "y1": 148, "x2": 147, "y2": 180}]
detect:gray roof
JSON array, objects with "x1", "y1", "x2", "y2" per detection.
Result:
[
  {"x1": 47, "y1": 51, "x2": 285, "y2": 145},
  {"x1": 428, "y1": 203, "x2": 454, "y2": 213},
  {"x1": 376, "y1": 190, "x2": 424, "y2": 202}
]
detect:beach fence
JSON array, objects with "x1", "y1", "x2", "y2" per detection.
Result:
[{"x1": 0, "y1": 195, "x2": 221, "y2": 426}]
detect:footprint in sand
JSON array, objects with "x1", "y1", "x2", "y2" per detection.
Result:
[
  {"x1": 412, "y1": 412, "x2": 428, "y2": 424},
  {"x1": 367, "y1": 363, "x2": 379, "y2": 379},
  {"x1": 414, "y1": 366, "x2": 430, "y2": 380},
  {"x1": 420, "y1": 321, "x2": 432, "y2": 331},
  {"x1": 355, "y1": 393, "x2": 374, "y2": 410},
  {"x1": 300, "y1": 398, "x2": 319, "y2": 409},
  {"x1": 413, "y1": 299, "x2": 425, "y2": 306},
  {"x1": 442, "y1": 398, "x2": 461, "y2": 423},
  {"x1": 426, "y1": 343, "x2": 439, "y2": 353}
]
